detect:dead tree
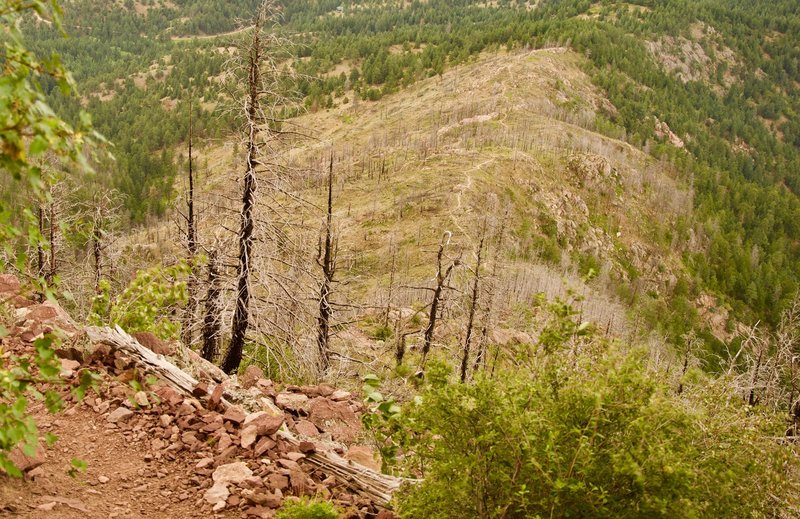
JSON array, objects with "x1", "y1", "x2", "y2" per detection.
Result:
[
  {"x1": 37, "y1": 205, "x2": 46, "y2": 280},
  {"x1": 182, "y1": 96, "x2": 199, "y2": 348},
  {"x1": 316, "y1": 155, "x2": 337, "y2": 375},
  {"x1": 221, "y1": 8, "x2": 267, "y2": 375},
  {"x1": 221, "y1": 1, "x2": 297, "y2": 374},
  {"x1": 460, "y1": 224, "x2": 486, "y2": 382},
  {"x1": 201, "y1": 247, "x2": 222, "y2": 362},
  {"x1": 419, "y1": 231, "x2": 460, "y2": 372},
  {"x1": 473, "y1": 210, "x2": 508, "y2": 373},
  {"x1": 384, "y1": 239, "x2": 397, "y2": 328}
]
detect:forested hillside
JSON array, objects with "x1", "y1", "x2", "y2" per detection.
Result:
[
  {"x1": 3, "y1": 0, "x2": 800, "y2": 516},
  {"x1": 15, "y1": 0, "x2": 800, "y2": 329}
]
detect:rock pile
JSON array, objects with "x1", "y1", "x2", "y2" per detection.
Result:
[{"x1": 0, "y1": 275, "x2": 394, "y2": 518}]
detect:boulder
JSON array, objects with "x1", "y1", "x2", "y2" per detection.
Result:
[
  {"x1": 212, "y1": 462, "x2": 253, "y2": 485},
  {"x1": 204, "y1": 481, "x2": 230, "y2": 509},
  {"x1": 345, "y1": 445, "x2": 381, "y2": 471},
  {"x1": 108, "y1": 407, "x2": 134, "y2": 423},
  {"x1": 275, "y1": 393, "x2": 309, "y2": 413},
  {"x1": 222, "y1": 406, "x2": 246, "y2": 425},
  {"x1": 241, "y1": 365, "x2": 264, "y2": 389},
  {"x1": 0, "y1": 274, "x2": 21, "y2": 296},
  {"x1": 131, "y1": 331, "x2": 174, "y2": 356},
  {"x1": 307, "y1": 397, "x2": 362, "y2": 442},
  {"x1": 241, "y1": 425, "x2": 258, "y2": 449},
  {"x1": 249, "y1": 414, "x2": 284, "y2": 436},
  {"x1": 294, "y1": 420, "x2": 319, "y2": 437},
  {"x1": 5, "y1": 441, "x2": 45, "y2": 474}
]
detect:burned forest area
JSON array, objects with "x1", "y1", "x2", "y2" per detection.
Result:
[{"x1": 3, "y1": 0, "x2": 800, "y2": 518}]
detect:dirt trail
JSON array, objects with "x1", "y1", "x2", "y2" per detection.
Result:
[
  {"x1": 0, "y1": 275, "x2": 394, "y2": 519},
  {"x1": 0, "y1": 396, "x2": 218, "y2": 518},
  {"x1": 171, "y1": 25, "x2": 253, "y2": 41}
]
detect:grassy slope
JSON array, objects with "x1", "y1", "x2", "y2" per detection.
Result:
[{"x1": 132, "y1": 47, "x2": 699, "y2": 375}]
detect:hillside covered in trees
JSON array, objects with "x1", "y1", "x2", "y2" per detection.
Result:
[{"x1": 2, "y1": 0, "x2": 800, "y2": 517}]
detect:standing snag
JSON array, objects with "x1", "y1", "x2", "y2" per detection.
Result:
[
  {"x1": 182, "y1": 95, "x2": 199, "y2": 348},
  {"x1": 201, "y1": 247, "x2": 222, "y2": 362},
  {"x1": 220, "y1": 0, "x2": 299, "y2": 374},
  {"x1": 460, "y1": 222, "x2": 486, "y2": 382},
  {"x1": 316, "y1": 154, "x2": 337, "y2": 376},
  {"x1": 419, "y1": 231, "x2": 460, "y2": 373},
  {"x1": 222, "y1": 3, "x2": 270, "y2": 374}
]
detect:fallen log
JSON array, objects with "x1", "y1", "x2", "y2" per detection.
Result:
[{"x1": 84, "y1": 325, "x2": 410, "y2": 505}]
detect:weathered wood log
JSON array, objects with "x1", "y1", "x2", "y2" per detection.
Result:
[
  {"x1": 279, "y1": 431, "x2": 406, "y2": 504},
  {"x1": 84, "y1": 325, "x2": 410, "y2": 505}
]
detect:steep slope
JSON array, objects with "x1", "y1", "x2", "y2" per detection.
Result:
[{"x1": 126, "y1": 47, "x2": 698, "y2": 376}]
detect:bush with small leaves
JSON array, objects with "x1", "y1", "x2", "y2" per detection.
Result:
[{"x1": 276, "y1": 497, "x2": 339, "y2": 519}]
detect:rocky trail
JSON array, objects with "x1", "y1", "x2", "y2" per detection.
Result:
[{"x1": 0, "y1": 275, "x2": 399, "y2": 518}]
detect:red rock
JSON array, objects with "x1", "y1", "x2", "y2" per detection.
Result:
[
  {"x1": 214, "y1": 445, "x2": 239, "y2": 464},
  {"x1": 59, "y1": 358, "x2": 80, "y2": 378},
  {"x1": 155, "y1": 386, "x2": 183, "y2": 407},
  {"x1": 307, "y1": 398, "x2": 362, "y2": 442},
  {"x1": 275, "y1": 393, "x2": 309, "y2": 413},
  {"x1": 108, "y1": 407, "x2": 134, "y2": 423},
  {"x1": 217, "y1": 433, "x2": 232, "y2": 452},
  {"x1": 0, "y1": 274, "x2": 21, "y2": 296},
  {"x1": 262, "y1": 491, "x2": 283, "y2": 509},
  {"x1": 209, "y1": 383, "x2": 224, "y2": 410},
  {"x1": 254, "y1": 437, "x2": 276, "y2": 457},
  {"x1": 289, "y1": 470, "x2": 309, "y2": 495},
  {"x1": 317, "y1": 384, "x2": 335, "y2": 397},
  {"x1": 345, "y1": 445, "x2": 381, "y2": 471},
  {"x1": 12, "y1": 295, "x2": 33, "y2": 308},
  {"x1": 5, "y1": 441, "x2": 45, "y2": 474},
  {"x1": 223, "y1": 406, "x2": 246, "y2": 425},
  {"x1": 285, "y1": 452, "x2": 305, "y2": 462},
  {"x1": 227, "y1": 494, "x2": 240, "y2": 507},
  {"x1": 298, "y1": 442, "x2": 315, "y2": 454},
  {"x1": 299, "y1": 385, "x2": 321, "y2": 397},
  {"x1": 21, "y1": 304, "x2": 58, "y2": 321},
  {"x1": 245, "y1": 505, "x2": 272, "y2": 517},
  {"x1": 255, "y1": 379, "x2": 276, "y2": 397},
  {"x1": 241, "y1": 425, "x2": 258, "y2": 449},
  {"x1": 330, "y1": 390, "x2": 351, "y2": 401},
  {"x1": 265, "y1": 473, "x2": 289, "y2": 492},
  {"x1": 251, "y1": 414, "x2": 284, "y2": 436},
  {"x1": 241, "y1": 365, "x2": 264, "y2": 389},
  {"x1": 276, "y1": 459, "x2": 302, "y2": 472},
  {"x1": 192, "y1": 381, "x2": 209, "y2": 398},
  {"x1": 294, "y1": 420, "x2": 319, "y2": 437},
  {"x1": 132, "y1": 331, "x2": 174, "y2": 356},
  {"x1": 202, "y1": 421, "x2": 224, "y2": 433}
]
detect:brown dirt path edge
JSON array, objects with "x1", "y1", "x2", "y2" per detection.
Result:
[{"x1": 0, "y1": 397, "x2": 235, "y2": 519}]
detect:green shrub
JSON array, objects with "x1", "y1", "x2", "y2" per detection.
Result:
[
  {"x1": 371, "y1": 325, "x2": 393, "y2": 341},
  {"x1": 90, "y1": 262, "x2": 189, "y2": 339},
  {"x1": 395, "y1": 348, "x2": 798, "y2": 518},
  {"x1": 276, "y1": 497, "x2": 339, "y2": 519}
]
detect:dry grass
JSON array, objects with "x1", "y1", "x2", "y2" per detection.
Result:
[{"x1": 120, "y1": 48, "x2": 696, "y2": 376}]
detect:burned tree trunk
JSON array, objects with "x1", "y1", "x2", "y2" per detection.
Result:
[
  {"x1": 419, "y1": 231, "x2": 459, "y2": 371},
  {"x1": 183, "y1": 98, "x2": 199, "y2": 348},
  {"x1": 201, "y1": 248, "x2": 222, "y2": 362},
  {"x1": 92, "y1": 224, "x2": 102, "y2": 294},
  {"x1": 47, "y1": 200, "x2": 56, "y2": 285},
  {"x1": 384, "y1": 241, "x2": 397, "y2": 328},
  {"x1": 316, "y1": 155, "x2": 336, "y2": 375},
  {"x1": 221, "y1": 16, "x2": 263, "y2": 375},
  {"x1": 473, "y1": 211, "x2": 507, "y2": 373},
  {"x1": 37, "y1": 206, "x2": 45, "y2": 280},
  {"x1": 460, "y1": 227, "x2": 486, "y2": 383}
]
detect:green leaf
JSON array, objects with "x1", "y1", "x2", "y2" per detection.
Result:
[{"x1": 28, "y1": 135, "x2": 49, "y2": 156}]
